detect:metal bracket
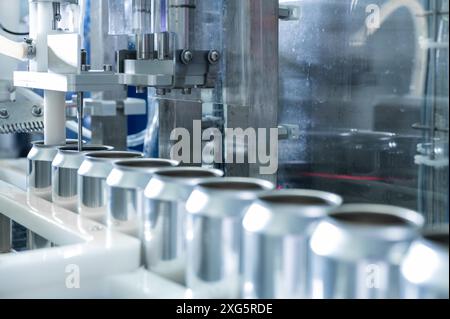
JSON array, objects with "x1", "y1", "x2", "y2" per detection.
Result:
[
  {"x1": 0, "y1": 100, "x2": 44, "y2": 134},
  {"x1": 279, "y1": 5, "x2": 301, "y2": 21},
  {"x1": 117, "y1": 49, "x2": 221, "y2": 90}
]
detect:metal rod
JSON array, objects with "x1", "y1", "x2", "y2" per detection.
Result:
[{"x1": 77, "y1": 92, "x2": 84, "y2": 151}]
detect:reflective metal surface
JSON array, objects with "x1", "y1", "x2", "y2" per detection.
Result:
[
  {"x1": 185, "y1": 177, "x2": 275, "y2": 298},
  {"x1": 78, "y1": 151, "x2": 143, "y2": 222},
  {"x1": 401, "y1": 226, "x2": 449, "y2": 299},
  {"x1": 310, "y1": 204, "x2": 424, "y2": 299},
  {"x1": 51, "y1": 145, "x2": 113, "y2": 213},
  {"x1": 27, "y1": 139, "x2": 79, "y2": 201},
  {"x1": 0, "y1": 213, "x2": 11, "y2": 253},
  {"x1": 142, "y1": 167, "x2": 224, "y2": 284},
  {"x1": 242, "y1": 189, "x2": 343, "y2": 299},
  {"x1": 106, "y1": 158, "x2": 179, "y2": 236}
]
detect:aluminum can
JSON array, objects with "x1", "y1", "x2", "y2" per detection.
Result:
[
  {"x1": 309, "y1": 204, "x2": 424, "y2": 299},
  {"x1": 185, "y1": 177, "x2": 275, "y2": 298},
  {"x1": 142, "y1": 167, "x2": 224, "y2": 284},
  {"x1": 242, "y1": 189, "x2": 343, "y2": 299}
]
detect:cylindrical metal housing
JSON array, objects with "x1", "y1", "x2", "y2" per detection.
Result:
[
  {"x1": 106, "y1": 158, "x2": 179, "y2": 236},
  {"x1": 309, "y1": 204, "x2": 424, "y2": 299},
  {"x1": 242, "y1": 189, "x2": 343, "y2": 299},
  {"x1": 136, "y1": 33, "x2": 155, "y2": 60},
  {"x1": 77, "y1": 151, "x2": 143, "y2": 222},
  {"x1": 185, "y1": 177, "x2": 275, "y2": 298},
  {"x1": 27, "y1": 139, "x2": 79, "y2": 202},
  {"x1": 401, "y1": 227, "x2": 449, "y2": 299},
  {"x1": 52, "y1": 145, "x2": 114, "y2": 213},
  {"x1": 142, "y1": 167, "x2": 224, "y2": 284}
]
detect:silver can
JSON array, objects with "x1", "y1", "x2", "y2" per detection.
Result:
[
  {"x1": 78, "y1": 151, "x2": 143, "y2": 222},
  {"x1": 27, "y1": 139, "x2": 79, "y2": 249},
  {"x1": 106, "y1": 158, "x2": 179, "y2": 236},
  {"x1": 242, "y1": 189, "x2": 343, "y2": 299},
  {"x1": 185, "y1": 177, "x2": 275, "y2": 298},
  {"x1": 142, "y1": 167, "x2": 224, "y2": 284},
  {"x1": 309, "y1": 204, "x2": 424, "y2": 299},
  {"x1": 27, "y1": 139, "x2": 79, "y2": 201},
  {"x1": 401, "y1": 226, "x2": 449, "y2": 299},
  {"x1": 52, "y1": 145, "x2": 114, "y2": 212}
]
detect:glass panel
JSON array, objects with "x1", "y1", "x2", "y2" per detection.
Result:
[{"x1": 278, "y1": 0, "x2": 449, "y2": 225}]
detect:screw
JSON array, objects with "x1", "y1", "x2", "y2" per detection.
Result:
[
  {"x1": 181, "y1": 50, "x2": 193, "y2": 64},
  {"x1": 0, "y1": 109, "x2": 9, "y2": 119},
  {"x1": 156, "y1": 88, "x2": 166, "y2": 96},
  {"x1": 31, "y1": 105, "x2": 43, "y2": 117},
  {"x1": 103, "y1": 64, "x2": 113, "y2": 72},
  {"x1": 182, "y1": 88, "x2": 192, "y2": 95},
  {"x1": 208, "y1": 50, "x2": 221, "y2": 64}
]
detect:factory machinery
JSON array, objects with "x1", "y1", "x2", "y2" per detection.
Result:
[{"x1": 0, "y1": 0, "x2": 448, "y2": 299}]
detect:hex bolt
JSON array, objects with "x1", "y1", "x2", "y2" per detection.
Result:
[
  {"x1": 208, "y1": 50, "x2": 221, "y2": 64},
  {"x1": 31, "y1": 105, "x2": 43, "y2": 117},
  {"x1": 181, "y1": 50, "x2": 193, "y2": 64},
  {"x1": 0, "y1": 109, "x2": 9, "y2": 119}
]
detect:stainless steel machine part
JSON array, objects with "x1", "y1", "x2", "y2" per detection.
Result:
[
  {"x1": 310, "y1": 204, "x2": 424, "y2": 299},
  {"x1": 242, "y1": 189, "x2": 343, "y2": 299},
  {"x1": 0, "y1": 100, "x2": 44, "y2": 134},
  {"x1": 52, "y1": 145, "x2": 114, "y2": 213},
  {"x1": 0, "y1": 214, "x2": 11, "y2": 253},
  {"x1": 77, "y1": 151, "x2": 143, "y2": 222},
  {"x1": 401, "y1": 226, "x2": 449, "y2": 299},
  {"x1": 185, "y1": 177, "x2": 275, "y2": 298},
  {"x1": 142, "y1": 167, "x2": 224, "y2": 284},
  {"x1": 106, "y1": 158, "x2": 179, "y2": 237}
]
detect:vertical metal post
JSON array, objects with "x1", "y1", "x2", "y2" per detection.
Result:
[
  {"x1": 77, "y1": 91, "x2": 84, "y2": 151},
  {"x1": 0, "y1": 214, "x2": 12, "y2": 253}
]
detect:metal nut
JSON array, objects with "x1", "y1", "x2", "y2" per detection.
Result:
[
  {"x1": 31, "y1": 105, "x2": 43, "y2": 117},
  {"x1": 181, "y1": 50, "x2": 193, "y2": 64},
  {"x1": 208, "y1": 50, "x2": 221, "y2": 64},
  {"x1": 0, "y1": 109, "x2": 9, "y2": 119}
]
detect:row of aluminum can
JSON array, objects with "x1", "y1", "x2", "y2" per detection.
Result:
[{"x1": 27, "y1": 140, "x2": 449, "y2": 299}]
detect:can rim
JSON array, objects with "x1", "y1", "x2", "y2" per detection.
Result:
[
  {"x1": 57, "y1": 145, "x2": 114, "y2": 154},
  {"x1": 151, "y1": 167, "x2": 224, "y2": 182},
  {"x1": 327, "y1": 204, "x2": 424, "y2": 231},
  {"x1": 113, "y1": 158, "x2": 180, "y2": 171},
  {"x1": 84, "y1": 151, "x2": 143, "y2": 162},
  {"x1": 196, "y1": 177, "x2": 274, "y2": 194},
  {"x1": 256, "y1": 189, "x2": 343, "y2": 208},
  {"x1": 32, "y1": 139, "x2": 80, "y2": 148}
]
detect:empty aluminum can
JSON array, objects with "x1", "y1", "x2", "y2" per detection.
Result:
[
  {"x1": 27, "y1": 139, "x2": 79, "y2": 249},
  {"x1": 185, "y1": 177, "x2": 275, "y2": 298},
  {"x1": 52, "y1": 145, "x2": 113, "y2": 212},
  {"x1": 106, "y1": 158, "x2": 179, "y2": 236},
  {"x1": 27, "y1": 139, "x2": 79, "y2": 201},
  {"x1": 242, "y1": 189, "x2": 343, "y2": 299},
  {"x1": 78, "y1": 151, "x2": 143, "y2": 222},
  {"x1": 309, "y1": 204, "x2": 424, "y2": 299},
  {"x1": 143, "y1": 167, "x2": 224, "y2": 284},
  {"x1": 401, "y1": 226, "x2": 449, "y2": 299}
]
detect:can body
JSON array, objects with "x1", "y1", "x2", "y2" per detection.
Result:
[
  {"x1": 77, "y1": 151, "x2": 142, "y2": 222},
  {"x1": 185, "y1": 178, "x2": 275, "y2": 298},
  {"x1": 106, "y1": 158, "x2": 179, "y2": 236},
  {"x1": 27, "y1": 140, "x2": 78, "y2": 201},
  {"x1": 52, "y1": 145, "x2": 113, "y2": 212},
  {"x1": 242, "y1": 190, "x2": 343, "y2": 299},
  {"x1": 401, "y1": 228, "x2": 449, "y2": 299},
  {"x1": 142, "y1": 167, "x2": 224, "y2": 284},
  {"x1": 309, "y1": 204, "x2": 424, "y2": 299}
]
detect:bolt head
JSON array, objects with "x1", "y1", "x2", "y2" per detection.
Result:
[
  {"x1": 208, "y1": 50, "x2": 221, "y2": 64},
  {"x1": 0, "y1": 109, "x2": 9, "y2": 119},
  {"x1": 181, "y1": 50, "x2": 193, "y2": 64},
  {"x1": 31, "y1": 105, "x2": 43, "y2": 117}
]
